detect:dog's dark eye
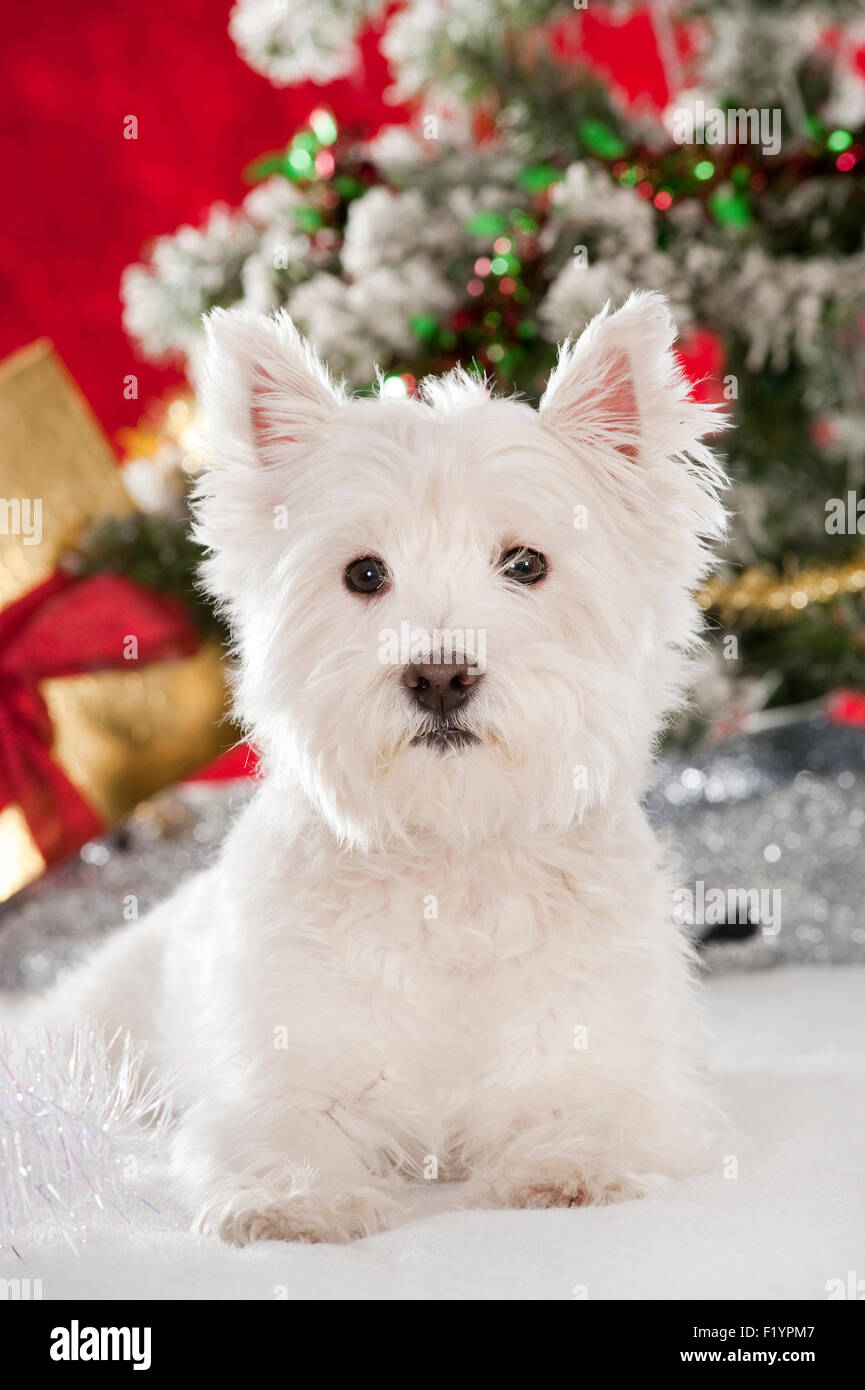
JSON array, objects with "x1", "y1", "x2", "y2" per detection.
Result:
[
  {"x1": 500, "y1": 547, "x2": 547, "y2": 585},
  {"x1": 345, "y1": 556, "x2": 388, "y2": 595}
]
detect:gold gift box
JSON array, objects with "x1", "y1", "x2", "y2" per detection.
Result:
[{"x1": 0, "y1": 341, "x2": 231, "y2": 900}]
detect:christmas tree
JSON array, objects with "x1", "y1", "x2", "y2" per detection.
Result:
[{"x1": 119, "y1": 0, "x2": 865, "y2": 739}]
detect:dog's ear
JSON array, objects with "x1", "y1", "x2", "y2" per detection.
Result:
[
  {"x1": 539, "y1": 291, "x2": 718, "y2": 466},
  {"x1": 540, "y1": 292, "x2": 727, "y2": 606},
  {"x1": 199, "y1": 308, "x2": 340, "y2": 467}
]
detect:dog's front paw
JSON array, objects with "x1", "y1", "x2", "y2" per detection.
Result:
[
  {"x1": 480, "y1": 1162, "x2": 658, "y2": 1210},
  {"x1": 194, "y1": 1181, "x2": 398, "y2": 1246}
]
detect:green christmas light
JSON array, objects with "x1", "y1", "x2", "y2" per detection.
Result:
[
  {"x1": 381, "y1": 375, "x2": 408, "y2": 398},
  {"x1": 509, "y1": 209, "x2": 537, "y2": 232},
  {"x1": 694, "y1": 160, "x2": 715, "y2": 181},
  {"x1": 490, "y1": 256, "x2": 508, "y2": 275},
  {"x1": 709, "y1": 186, "x2": 752, "y2": 228},
  {"x1": 466, "y1": 211, "x2": 509, "y2": 238},
  {"x1": 309, "y1": 108, "x2": 338, "y2": 146},
  {"x1": 827, "y1": 129, "x2": 853, "y2": 153},
  {"x1": 517, "y1": 164, "x2": 560, "y2": 194},
  {"x1": 409, "y1": 313, "x2": 438, "y2": 341},
  {"x1": 288, "y1": 148, "x2": 313, "y2": 174},
  {"x1": 244, "y1": 152, "x2": 287, "y2": 182},
  {"x1": 487, "y1": 344, "x2": 505, "y2": 362},
  {"x1": 333, "y1": 175, "x2": 365, "y2": 200},
  {"x1": 503, "y1": 348, "x2": 523, "y2": 369},
  {"x1": 578, "y1": 119, "x2": 627, "y2": 160},
  {"x1": 293, "y1": 131, "x2": 319, "y2": 156},
  {"x1": 293, "y1": 207, "x2": 323, "y2": 232}
]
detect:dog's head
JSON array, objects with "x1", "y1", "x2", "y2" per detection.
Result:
[{"x1": 195, "y1": 293, "x2": 726, "y2": 847}]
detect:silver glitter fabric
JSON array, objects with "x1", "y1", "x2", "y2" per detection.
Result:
[
  {"x1": 646, "y1": 714, "x2": 865, "y2": 972},
  {"x1": 0, "y1": 784, "x2": 253, "y2": 992},
  {"x1": 0, "y1": 717, "x2": 862, "y2": 990}
]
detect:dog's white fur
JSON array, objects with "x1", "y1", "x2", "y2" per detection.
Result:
[{"x1": 32, "y1": 292, "x2": 727, "y2": 1244}]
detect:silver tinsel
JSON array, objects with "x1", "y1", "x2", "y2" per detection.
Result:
[
  {"x1": 646, "y1": 714, "x2": 865, "y2": 971},
  {"x1": 0, "y1": 785, "x2": 252, "y2": 993},
  {"x1": 0, "y1": 718, "x2": 863, "y2": 990},
  {"x1": 0, "y1": 1025, "x2": 174, "y2": 1252}
]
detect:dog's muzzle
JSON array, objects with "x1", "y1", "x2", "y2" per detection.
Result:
[
  {"x1": 404, "y1": 661, "x2": 483, "y2": 753},
  {"x1": 411, "y1": 724, "x2": 480, "y2": 752},
  {"x1": 402, "y1": 661, "x2": 483, "y2": 718}
]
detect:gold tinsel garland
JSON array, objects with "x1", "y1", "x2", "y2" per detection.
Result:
[
  {"x1": 698, "y1": 552, "x2": 865, "y2": 625},
  {"x1": 116, "y1": 391, "x2": 207, "y2": 474}
]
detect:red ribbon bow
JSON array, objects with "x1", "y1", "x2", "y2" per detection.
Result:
[{"x1": 0, "y1": 570, "x2": 200, "y2": 867}]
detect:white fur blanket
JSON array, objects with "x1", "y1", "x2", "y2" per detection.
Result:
[{"x1": 2, "y1": 965, "x2": 862, "y2": 1301}]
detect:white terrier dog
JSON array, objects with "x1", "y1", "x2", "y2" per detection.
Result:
[{"x1": 35, "y1": 291, "x2": 726, "y2": 1244}]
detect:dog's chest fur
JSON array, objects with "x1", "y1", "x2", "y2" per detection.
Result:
[{"x1": 200, "y1": 791, "x2": 677, "y2": 1166}]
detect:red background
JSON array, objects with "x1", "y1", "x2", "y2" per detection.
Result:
[{"x1": 0, "y1": 0, "x2": 400, "y2": 440}]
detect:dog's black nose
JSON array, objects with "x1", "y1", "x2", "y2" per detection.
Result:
[{"x1": 402, "y1": 662, "x2": 483, "y2": 717}]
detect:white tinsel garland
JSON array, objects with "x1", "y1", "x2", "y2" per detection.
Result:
[
  {"x1": 228, "y1": 0, "x2": 378, "y2": 87},
  {"x1": 698, "y1": 3, "x2": 865, "y2": 134},
  {"x1": 381, "y1": 0, "x2": 508, "y2": 102},
  {"x1": 119, "y1": 151, "x2": 865, "y2": 396},
  {"x1": 706, "y1": 246, "x2": 865, "y2": 372},
  {"x1": 120, "y1": 179, "x2": 324, "y2": 363},
  {"x1": 121, "y1": 205, "x2": 262, "y2": 361},
  {"x1": 0, "y1": 1026, "x2": 174, "y2": 1252},
  {"x1": 226, "y1": 0, "x2": 865, "y2": 136}
]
